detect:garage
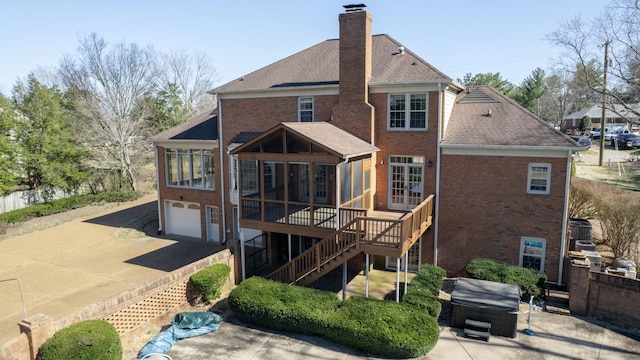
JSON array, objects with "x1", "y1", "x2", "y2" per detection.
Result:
[{"x1": 165, "y1": 201, "x2": 202, "y2": 239}]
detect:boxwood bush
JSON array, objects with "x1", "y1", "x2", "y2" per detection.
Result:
[
  {"x1": 229, "y1": 274, "x2": 442, "y2": 358},
  {"x1": 38, "y1": 320, "x2": 121, "y2": 360},
  {"x1": 0, "y1": 191, "x2": 140, "y2": 225},
  {"x1": 402, "y1": 264, "x2": 446, "y2": 317},
  {"x1": 190, "y1": 263, "x2": 232, "y2": 301},
  {"x1": 466, "y1": 258, "x2": 547, "y2": 300}
]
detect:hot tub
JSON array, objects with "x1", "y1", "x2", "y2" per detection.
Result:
[{"x1": 450, "y1": 278, "x2": 520, "y2": 338}]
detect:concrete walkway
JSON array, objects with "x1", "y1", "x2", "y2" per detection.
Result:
[
  {"x1": 164, "y1": 294, "x2": 640, "y2": 360},
  {"x1": 0, "y1": 195, "x2": 222, "y2": 346}
]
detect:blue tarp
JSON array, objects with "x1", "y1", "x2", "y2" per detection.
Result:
[{"x1": 137, "y1": 312, "x2": 222, "y2": 359}]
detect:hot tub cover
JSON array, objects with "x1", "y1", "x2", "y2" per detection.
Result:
[{"x1": 451, "y1": 278, "x2": 520, "y2": 312}]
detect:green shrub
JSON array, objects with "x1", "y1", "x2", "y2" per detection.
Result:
[
  {"x1": 38, "y1": 320, "x2": 121, "y2": 360},
  {"x1": 228, "y1": 277, "x2": 339, "y2": 334},
  {"x1": 401, "y1": 264, "x2": 446, "y2": 318},
  {"x1": 190, "y1": 264, "x2": 232, "y2": 301},
  {"x1": 327, "y1": 296, "x2": 439, "y2": 358},
  {"x1": 466, "y1": 258, "x2": 547, "y2": 300},
  {"x1": 228, "y1": 277, "x2": 440, "y2": 358},
  {"x1": 0, "y1": 191, "x2": 141, "y2": 224}
]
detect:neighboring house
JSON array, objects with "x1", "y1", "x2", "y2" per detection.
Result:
[
  {"x1": 153, "y1": 6, "x2": 582, "y2": 286},
  {"x1": 563, "y1": 104, "x2": 640, "y2": 132}
]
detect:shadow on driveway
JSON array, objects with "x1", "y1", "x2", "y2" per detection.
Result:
[
  {"x1": 83, "y1": 200, "x2": 157, "y2": 228},
  {"x1": 125, "y1": 241, "x2": 226, "y2": 272}
]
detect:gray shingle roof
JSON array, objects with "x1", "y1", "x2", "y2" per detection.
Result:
[
  {"x1": 443, "y1": 86, "x2": 581, "y2": 148},
  {"x1": 231, "y1": 121, "x2": 379, "y2": 159},
  {"x1": 152, "y1": 112, "x2": 218, "y2": 141},
  {"x1": 564, "y1": 104, "x2": 640, "y2": 122},
  {"x1": 211, "y1": 34, "x2": 451, "y2": 94}
]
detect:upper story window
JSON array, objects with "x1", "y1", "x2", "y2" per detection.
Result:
[
  {"x1": 527, "y1": 163, "x2": 551, "y2": 195},
  {"x1": 298, "y1": 97, "x2": 314, "y2": 122},
  {"x1": 388, "y1": 94, "x2": 427, "y2": 130},
  {"x1": 166, "y1": 148, "x2": 214, "y2": 190}
]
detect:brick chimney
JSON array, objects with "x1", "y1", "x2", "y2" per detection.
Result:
[{"x1": 332, "y1": 5, "x2": 375, "y2": 143}]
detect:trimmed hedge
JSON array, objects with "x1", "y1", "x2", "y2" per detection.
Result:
[
  {"x1": 0, "y1": 191, "x2": 140, "y2": 225},
  {"x1": 229, "y1": 273, "x2": 442, "y2": 358},
  {"x1": 402, "y1": 264, "x2": 446, "y2": 317},
  {"x1": 38, "y1": 320, "x2": 121, "y2": 360},
  {"x1": 190, "y1": 263, "x2": 232, "y2": 301},
  {"x1": 466, "y1": 258, "x2": 547, "y2": 300}
]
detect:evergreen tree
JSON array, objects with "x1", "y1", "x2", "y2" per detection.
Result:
[
  {"x1": 513, "y1": 68, "x2": 547, "y2": 115},
  {"x1": 12, "y1": 75, "x2": 88, "y2": 190},
  {"x1": 458, "y1": 72, "x2": 516, "y2": 96},
  {"x1": 0, "y1": 93, "x2": 20, "y2": 194}
]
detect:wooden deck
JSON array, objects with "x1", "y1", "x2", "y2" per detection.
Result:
[{"x1": 267, "y1": 195, "x2": 434, "y2": 285}]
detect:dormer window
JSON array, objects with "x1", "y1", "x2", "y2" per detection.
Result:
[{"x1": 298, "y1": 97, "x2": 314, "y2": 122}]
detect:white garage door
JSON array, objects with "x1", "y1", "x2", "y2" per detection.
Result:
[{"x1": 165, "y1": 201, "x2": 201, "y2": 239}]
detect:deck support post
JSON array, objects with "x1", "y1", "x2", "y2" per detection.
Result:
[
  {"x1": 404, "y1": 253, "x2": 408, "y2": 296},
  {"x1": 240, "y1": 229, "x2": 246, "y2": 281},
  {"x1": 287, "y1": 233, "x2": 292, "y2": 262},
  {"x1": 342, "y1": 261, "x2": 347, "y2": 300},
  {"x1": 396, "y1": 258, "x2": 401, "y2": 302},
  {"x1": 365, "y1": 253, "x2": 370, "y2": 298}
]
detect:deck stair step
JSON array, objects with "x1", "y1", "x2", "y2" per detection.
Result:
[{"x1": 464, "y1": 319, "x2": 491, "y2": 342}]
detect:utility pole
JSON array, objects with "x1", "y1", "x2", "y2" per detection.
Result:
[{"x1": 598, "y1": 40, "x2": 611, "y2": 167}]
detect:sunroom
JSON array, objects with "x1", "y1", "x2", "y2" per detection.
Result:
[{"x1": 230, "y1": 122, "x2": 378, "y2": 239}]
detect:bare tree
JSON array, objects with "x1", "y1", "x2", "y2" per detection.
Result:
[
  {"x1": 158, "y1": 51, "x2": 219, "y2": 118},
  {"x1": 547, "y1": 0, "x2": 640, "y2": 121},
  {"x1": 59, "y1": 33, "x2": 158, "y2": 191}
]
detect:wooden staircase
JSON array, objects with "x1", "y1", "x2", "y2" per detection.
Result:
[
  {"x1": 267, "y1": 218, "x2": 365, "y2": 285},
  {"x1": 266, "y1": 195, "x2": 435, "y2": 286}
]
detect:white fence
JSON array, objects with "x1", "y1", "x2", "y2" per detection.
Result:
[{"x1": 0, "y1": 188, "x2": 77, "y2": 214}]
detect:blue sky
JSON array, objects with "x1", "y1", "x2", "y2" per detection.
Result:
[{"x1": 0, "y1": 1, "x2": 606, "y2": 95}]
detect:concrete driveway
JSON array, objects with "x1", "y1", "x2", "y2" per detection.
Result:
[{"x1": 0, "y1": 195, "x2": 222, "y2": 346}]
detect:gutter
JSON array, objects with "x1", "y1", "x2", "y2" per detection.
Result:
[
  {"x1": 155, "y1": 146, "x2": 163, "y2": 234},
  {"x1": 558, "y1": 150, "x2": 572, "y2": 285},
  {"x1": 434, "y1": 82, "x2": 443, "y2": 266},
  {"x1": 217, "y1": 95, "x2": 227, "y2": 244}
]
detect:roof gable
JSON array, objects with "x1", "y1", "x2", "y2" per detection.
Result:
[
  {"x1": 230, "y1": 121, "x2": 378, "y2": 159},
  {"x1": 444, "y1": 86, "x2": 581, "y2": 149},
  {"x1": 212, "y1": 35, "x2": 452, "y2": 94}
]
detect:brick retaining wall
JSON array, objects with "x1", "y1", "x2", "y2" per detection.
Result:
[
  {"x1": 568, "y1": 257, "x2": 640, "y2": 328},
  {"x1": 1, "y1": 249, "x2": 234, "y2": 360}
]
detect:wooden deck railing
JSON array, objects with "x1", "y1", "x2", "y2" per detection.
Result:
[
  {"x1": 267, "y1": 217, "x2": 362, "y2": 284},
  {"x1": 267, "y1": 194, "x2": 434, "y2": 285}
]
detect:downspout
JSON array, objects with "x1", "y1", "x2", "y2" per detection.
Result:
[
  {"x1": 433, "y1": 83, "x2": 443, "y2": 266},
  {"x1": 559, "y1": 150, "x2": 572, "y2": 285},
  {"x1": 217, "y1": 96, "x2": 228, "y2": 244},
  {"x1": 155, "y1": 146, "x2": 162, "y2": 234}
]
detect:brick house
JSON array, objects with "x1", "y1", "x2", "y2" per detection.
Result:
[{"x1": 153, "y1": 6, "x2": 582, "y2": 286}]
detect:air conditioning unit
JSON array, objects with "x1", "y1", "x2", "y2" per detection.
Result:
[{"x1": 583, "y1": 250, "x2": 604, "y2": 271}]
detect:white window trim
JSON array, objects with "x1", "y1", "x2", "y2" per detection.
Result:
[
  {"x1": 165, "y1": 148, "x2": 215, "y2": 191},
  {"x1": 298, "y1": 96, "x2": 314, "y2": 122},
  {"x1": 387, "y1": 93, "x2": 428, "y2": 131},
  {"x1": 519, "y1": 237, "x2": 546, "y2": 273},
  {"x1": 527, "y1": 163, "x2": 551, "y2": 195}
]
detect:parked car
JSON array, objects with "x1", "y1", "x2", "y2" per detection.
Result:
[
  {"x1": 615, "y1": 133, "x2": 640, "y2": 149},
  {"x1": 604, "y1": 127, "x2": 630, "y2": 143},
  {"x1": 590, "y1": 128, "x2": 602, "y2": 139},
  {"x1": 570, "y1": 136, "x2": 591, "y2": 149}
]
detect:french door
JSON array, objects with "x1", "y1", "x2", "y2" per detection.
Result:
[{"x1": 389, "y1": 156, "x2": 424, "y2": 210}]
